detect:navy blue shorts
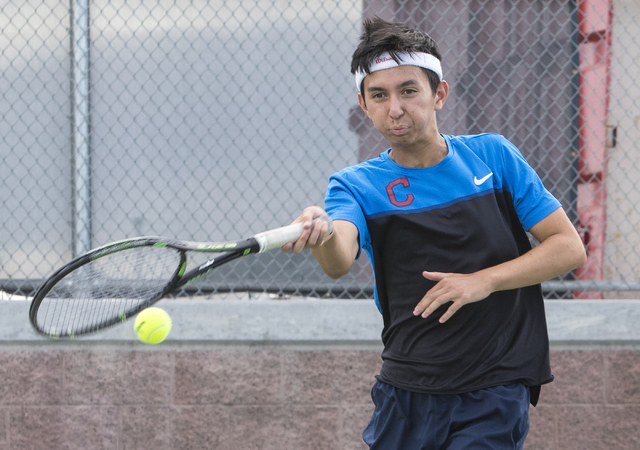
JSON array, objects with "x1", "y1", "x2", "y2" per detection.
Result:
[{"x1": 362, "y1": 381, "x2": 530, "y2": 449}]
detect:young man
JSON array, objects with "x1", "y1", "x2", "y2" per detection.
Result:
[{"x1": 283, "y1": 17, "x2": 586, "y2": 449}]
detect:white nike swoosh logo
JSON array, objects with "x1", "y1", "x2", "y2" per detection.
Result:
[{"x1": 474, "y1": 173, "x2": 493, "y2": 186}]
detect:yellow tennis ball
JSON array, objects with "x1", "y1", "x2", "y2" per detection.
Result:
[{"x1": 134, "y1": 307, "x2": 172, "y2": 344}]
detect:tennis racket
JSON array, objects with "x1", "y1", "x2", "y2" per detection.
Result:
[{"x1": 29, "y1": 218, "x2": 332, "y2": 339}]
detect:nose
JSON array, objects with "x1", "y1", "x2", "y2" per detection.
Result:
[{"x1": 388, "y1": 94, "x2": 404, "y2": 119}]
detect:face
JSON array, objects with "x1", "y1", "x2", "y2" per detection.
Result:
[{"x1": 358, "y1": 65, "x2": 448, "y2": 151}]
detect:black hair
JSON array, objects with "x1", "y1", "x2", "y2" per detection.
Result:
[{"x1": 351, "y1": 17, "x2": 442, "y2": 95}]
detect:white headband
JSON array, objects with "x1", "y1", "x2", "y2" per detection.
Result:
[{"x1": 354, "y1": 51, "x2": 443, "y2": 90}]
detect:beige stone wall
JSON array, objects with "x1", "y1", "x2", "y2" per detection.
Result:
[{"x1": 0, "y1": 347, "x2": 638, "y2": 449}]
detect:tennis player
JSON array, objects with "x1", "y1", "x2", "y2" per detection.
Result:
[{"x1": 283, "y1": 17, "x2": 586, "y2": 449}]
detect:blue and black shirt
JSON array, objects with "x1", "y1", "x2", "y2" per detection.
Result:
[{"x1": 325, "y1": 133, "x2": 561, "y2": 405}]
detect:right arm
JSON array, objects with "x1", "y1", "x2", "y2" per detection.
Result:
[{"x1": 281, "y1": 206, "x2": 360, "y2": 279}]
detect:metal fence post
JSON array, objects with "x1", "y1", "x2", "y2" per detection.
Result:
[{"x1": 70, "y1": 0, "x2": 92, "y2": 257}]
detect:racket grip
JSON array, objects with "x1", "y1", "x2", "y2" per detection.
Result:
[{"x1": 254, "y1": 216, "x2": 334, "y2": 253}]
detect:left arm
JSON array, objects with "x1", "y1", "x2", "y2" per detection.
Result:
[{"x1": 413, "y1": 207, "x2": 587, "y2": 323}]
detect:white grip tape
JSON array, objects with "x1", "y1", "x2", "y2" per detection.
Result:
[
  {"x1": 254, "y1": 217, "x2": 333, "y2": 253},
  {"x1": 254, "y1": 223, "x2": 304, "y2": 253}
]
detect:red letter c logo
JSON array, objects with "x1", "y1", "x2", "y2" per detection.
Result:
[{"x1": 386, "y1": 177, "x2": 414, "y2": 207}]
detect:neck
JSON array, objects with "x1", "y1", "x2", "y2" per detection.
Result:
[{"x1": 389, "y1": 134, "x2": 448, "y2": 168}]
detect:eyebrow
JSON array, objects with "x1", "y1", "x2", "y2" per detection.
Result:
[{"x1": 367, "y1": 79, "x2": 419, "y2": 92}]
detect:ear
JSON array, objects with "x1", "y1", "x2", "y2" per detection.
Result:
[
  {"x1": 358, "y1": 92, "x2": 370, "y2": 117},
  {"x1": 434, "y1": 80, "x2": 449, "y2": 111}
]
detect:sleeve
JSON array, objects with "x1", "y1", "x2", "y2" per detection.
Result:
[
  {"x1": 499, "y1": 136, "x2": 562, "y2": 231},
  {"x1": 323, "y1": 172, "x2": 369, "y2": 259}
]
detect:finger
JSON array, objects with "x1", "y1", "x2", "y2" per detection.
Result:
[
  {"x1": 288, "y1": 209, "x2": 332, "y2": 253},
  {"x1": 421, "y1": 298, "x2": 446, "y2": 318},
  {"x1": 292, "y1": 224, "x2": 313, "y2": 253},
  {"x1": 438, "y1": 301, "x2": 463, "y2": 323},
  {"x1": 306, "y1": 222, "x2": 322, "y2": 245},
  {"x1": 309, "y1": 220, "x2": 330, "y2": 245},
  {"x1": 415, "y1": 290, "x2": 456, "y2": 318},
  {"x1": 280, "y1": 242, "x2": 293, "y2": 253},
  {"x1": 413, "y1": 276, "x2": 449, "y2": 315},
  {"x1": 413, "y1": 291, "x2": 442, "y2": 317},
  {"x1": 320, "y1": 223, "x2": 334, "y2": 245},
  {"x1": 298, "y1": 219, "x2": 332, "y2": 251},
  {"x1": 422, "y1": 271, "x2": 447, "y2": 281}
]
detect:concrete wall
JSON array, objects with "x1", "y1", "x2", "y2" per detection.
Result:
[
  {"x1": 1, "y1": 299, "x2": 639, "y2": 449},
  {"x1": 605, "y1": 0, "x2": 640, "y2": 290}
]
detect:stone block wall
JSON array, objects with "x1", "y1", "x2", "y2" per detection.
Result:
[
  {"x1": 0, "y1": 348, "x2": 639, "y2": 449},
  {"x1": 0, "y1": 299, "x2": 638, "y2": 449}
]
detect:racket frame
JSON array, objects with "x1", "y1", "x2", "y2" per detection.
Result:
[{"x1": 29, "y1": 220, "x2": 329, "y2": 338}]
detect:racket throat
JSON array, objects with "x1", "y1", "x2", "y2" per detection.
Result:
[{"x1": 245, "y1": 238, "x2": 262, "y2": 255}]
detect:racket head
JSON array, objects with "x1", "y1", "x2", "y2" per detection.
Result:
[
  {"x1": 29, "y1": 238, "x2": 186, "y2": 338},
  {"x1": 28, "y1": 220, "x2": 317, "y2": 339}
]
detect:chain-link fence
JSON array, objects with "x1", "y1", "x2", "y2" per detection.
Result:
[{"x1": 2, "y1": 0, "x2": 639, "y2": 300}]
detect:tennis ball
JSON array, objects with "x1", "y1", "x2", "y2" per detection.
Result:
[{"x1": 134, "y1": 307, "x2": 172, "y2": 344}]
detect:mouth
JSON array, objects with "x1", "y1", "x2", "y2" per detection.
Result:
[{"x1": 390, "y1": 127, "x2": 408, "y2": 136}]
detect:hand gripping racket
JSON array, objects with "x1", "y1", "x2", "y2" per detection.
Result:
[{"x1": 29, "y1": 218, "x2": 332, "y2": 339}]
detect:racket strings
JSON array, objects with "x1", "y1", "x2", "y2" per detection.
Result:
[{"x1": 34, "y1": 246, "x2": 182, "y2": 336}]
